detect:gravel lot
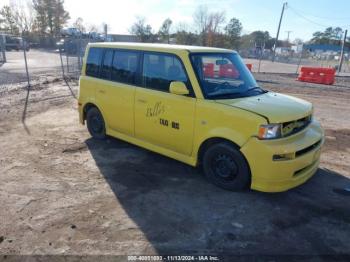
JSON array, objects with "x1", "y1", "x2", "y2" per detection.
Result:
[
  {"x1": 0, "y1": 49, "x2": 77, "y2": 89},
  {"x1": 0, "y1": 51, "x2": 350, "y2": 259}
]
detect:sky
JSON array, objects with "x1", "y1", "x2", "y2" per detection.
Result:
[{"x1": 1, "y1": 0, "x2": 350, "y2": 41}]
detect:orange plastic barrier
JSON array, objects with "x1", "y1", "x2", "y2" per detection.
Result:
[
  {"x1": 298, "y1": 67, "x2": 335, "y2": 85},
  {"x1": 246, "y1": 63, "x2": 252, "y2": 71},
  {"x1": 203, "y1": 63, "x2": 214, "y2": 78},
  {"x1": 219, "y1": 64, "x2": 239, "y2": 78}
]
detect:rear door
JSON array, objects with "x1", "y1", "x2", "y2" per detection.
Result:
[
  {"x1": 96, "y1": 49, "x2": 140, "y2": 136},
  {"x1": 134, "y1": 52, "x2": 196, "y2": 156}
]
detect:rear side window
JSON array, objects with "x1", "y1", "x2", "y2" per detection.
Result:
[
  {"x1": 111, "y1": 51, "x2": 140, "y2": 85},
  {"x1": 100, "y1": 49, "x2": 113, "y2": 80},
  {"x1": 143, "y1": 53, "x2": 189, "y2": 92},
  {"x1": 86, "y1": 47, "x2": 103, "y2": 77}
]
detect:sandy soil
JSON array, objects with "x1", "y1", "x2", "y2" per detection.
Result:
[{"x1": 0, "y1": 73, "x2": 349, "y2": 259}]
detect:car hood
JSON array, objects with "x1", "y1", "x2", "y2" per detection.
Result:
[{"x1": 215, "y1": 92, "x2": 313, "y2": 123}]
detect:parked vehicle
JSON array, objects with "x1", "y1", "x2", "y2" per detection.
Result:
[
  {"x1": 5, "y1": 36, "x2": 29, "y2": 51},
  {"x1": 56, "y1": 39, "x2": 65, "y2": 51},
  {"x1": 78, "y1": 43, "x2": 324, "y2": 192},
  {"x1": 60, "y1": 27, "x2": 82, "y2": 37}
]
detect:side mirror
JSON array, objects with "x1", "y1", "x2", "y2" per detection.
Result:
[{"x1": 169, "y1": 81, "x2": 189, "y2": 95}]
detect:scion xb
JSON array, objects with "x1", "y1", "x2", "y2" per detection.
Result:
[{"x1": 78, "y1": 43, "x2": 324, "y2": 192}]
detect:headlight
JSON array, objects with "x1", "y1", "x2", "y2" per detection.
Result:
[{"x1": 258, "y1": 124, "x2": 282, "y2": 139}]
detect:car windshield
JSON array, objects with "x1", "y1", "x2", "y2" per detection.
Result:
[{"x1": 190, "y1": 53, "x2": 266, "y2": 99}]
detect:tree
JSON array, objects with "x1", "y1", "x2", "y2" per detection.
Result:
[
  {"x1": 224, "y1": 17, "x2": 242, "y2": 49},
  {"x1": 193, "y1": 5, "x2": 226, "y2": 46},
  {"x1": 206, "y1": 11, "x2": 225, "y2": 46},
  {"x1": 174, "y1": 22, "x2": 199, "y2": 45},
  {"x1": 130, "y1": 16, "x2": 154, "y2": 42},
  {"x1": 0, "y1": 5, "x2": 19, "y2": 34},
  {"x1": 175, "y1": 30, "x2": 198, "y2": 46},
  {"x1": 311, "y1": 27, "x2": 344, "y2": 45},
  {"x1": 9, "y1": 0, "x2": 36, "y2": 33},
  {"x1": 87, "y1": 24, "x2": 99, "y2": 33},
  {"x1": 293, "y1": 38, "x2": 303, "y2": 45},
  {"x1": 240, "y1": 31, "x2": 274, "y2": 49},
  {"x1": 193, "y1": 5, "x2": 209, "y2": 45},
  {"x1": 73, "y1": 17, "x2": 86, "y2": 33},
  {"x1": 32, "y1": 0, "x2": 70, "y2": 36},
  {"x1": 158, "y1": 18, "x2": 172, "y2": 43}
]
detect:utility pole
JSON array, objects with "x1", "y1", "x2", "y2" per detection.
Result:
[
  {"x1": 272, "y1": 2, "x2": 288, "y2": 62},
  {"x1": 104, "y1": 24, "x2": 108, "y2": 41},
  {"x1": 285, "y1": 30, "x2": 292, "y2": 43},
  {"x1": 338, "y1": 29, "x2": 348, "y2": 73}
]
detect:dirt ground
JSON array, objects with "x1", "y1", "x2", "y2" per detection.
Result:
[{"x1": 0, "y1": 72, "x2": 350, "y2": 259}]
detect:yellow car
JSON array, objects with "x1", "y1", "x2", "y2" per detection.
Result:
[{"x1": 78, "y1": 43, "x2": 324, "y2": 192}]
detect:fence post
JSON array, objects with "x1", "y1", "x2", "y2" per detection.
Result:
[
  {"x1": 0, "y1": 35, "x2": 6, "y2": 63},
  {"x1": 258, "y1": 44, "x2": 265, "y2": 73},
  {"x1": 66, "y1": 52, "x2": 69, "y2": 74},
  {"x1": 296, "y1": 49, "x2": 303, "y2": 74},
  {"x1": 77, "y1": 36, "x2": 81, "y2": 79},
  {"x1": 22, "y1": 36, "x2": 30, "y2": 88},
  {"x1": 59, "y1": 47, "x2": 65, "y2": 78},
  {"x1": 338, "y1": 29, "x2": 348, "y2": 73}
]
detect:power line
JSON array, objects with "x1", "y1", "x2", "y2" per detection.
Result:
[
  {"x1": 288, "y1": 6, "x2": 350, "y2": 28},
  {"x1": 288, "y1": 5, "x2": 350, "y2": 20}
]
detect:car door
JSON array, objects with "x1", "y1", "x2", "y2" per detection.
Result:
[
  {"x1": 96, "y1": 49, "x2": 140, "y2": 136},
  {"x1": 135, "y1": 52, "x2": 196, "y2": 156}
]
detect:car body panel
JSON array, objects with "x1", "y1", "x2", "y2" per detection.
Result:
[
  {"x1": 216, "y1": 92, "x2": 313, "y2": 123},
  {"x1": 78, "y1": 42, "x2": 324, "y2": 192}
]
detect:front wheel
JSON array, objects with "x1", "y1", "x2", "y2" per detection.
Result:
[
  {"x1": 86, "y1": 107, "x2": 106, "y2": 140},
  {"x1": 202, "y1": 142, "x2": 250, "y2": 191}
]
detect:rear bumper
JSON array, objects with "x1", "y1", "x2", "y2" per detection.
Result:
[{"x1": 241, "y1": 120, "x2": 324, "y2": 192}]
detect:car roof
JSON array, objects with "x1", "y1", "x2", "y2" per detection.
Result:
[{"x1": 87, "y1": 42, "x2": 236, "y2": 54}]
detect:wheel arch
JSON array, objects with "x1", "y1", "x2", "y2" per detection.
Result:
[
  {"x1": 83, "y1": 102, "x2": 101, "y2": 122},
  {"x1": 197, "y1": 137, "x2": 241, "y2": 166},
  {"x1": 197, "y1": 136, "x2": 252, "y2": 188}
]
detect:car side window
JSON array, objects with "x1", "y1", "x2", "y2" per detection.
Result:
[
  {"x1": 86, "y1": 47, "x2": 103, "y2": 77},
  {"x1": 111, "y1": 51, "x2": 140, "y2": 85},
  {"x1": 143, "y1": 53, "x2": 189, "y2": 92},
  {"x1": 100, "y1": 49, "x2": 113, "y2": 80}
]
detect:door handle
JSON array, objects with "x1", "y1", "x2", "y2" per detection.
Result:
[{"x1": 137, "y1": 99, "x2": 147, "y2": 103}]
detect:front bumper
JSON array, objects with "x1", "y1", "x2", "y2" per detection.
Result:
[{"x1": 241, "y1": 120, "x2": 324, "y2": 192}]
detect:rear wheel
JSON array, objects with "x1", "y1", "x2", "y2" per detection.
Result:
[
  {"x1": 202, "y1": 142, "x2": 250, "y2": 191},
  {"x1": 86, "y1": 107, "x2": 106, "y2": 140}
]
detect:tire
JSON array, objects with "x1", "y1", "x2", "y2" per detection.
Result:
[
  {"x1": 202, "y1": 142, "x2": 250, "y2": 191},
  {"x1": 86, "y1": 107, "x2": 106, "y2": 140}
]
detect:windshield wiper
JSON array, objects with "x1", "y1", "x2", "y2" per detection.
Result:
[
  {"x1": 207, "y1": 92, "x2": 243, "y2": 99},
  {"x1": 243, "y1": 86, "x2": 267, "y2": 93}
]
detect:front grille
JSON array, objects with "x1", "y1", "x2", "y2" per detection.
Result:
[
  {"x1": 295, "y1": 139, "x2": 322, "y2": 158},
  {"x1": 294, "y1": 162, "x2": 315, "y2": 177},
  {"x1": 282, "y1": 115, "x2": 312, "y2": 137}
]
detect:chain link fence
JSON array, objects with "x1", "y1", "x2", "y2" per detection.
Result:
[
  {"x1": 59, "y1": 35, "x2": 108, "y2": 80},
  {"x1": 58, "y1": 37, "x2": 91, "y2": 79},
  {"x1": 0, "y1": 35, "x2": 96, "y2": 94},
  {"x1": 0, "y1": 45, "x2": 63, "y2": 93},
  {"x1": 0, "y1": 35, "x2": 6, "y2": 64},
  {"x1": 240, "y1": 48, "x2": 350, "y2": 76},
  {"x1": 1, "y1": 38, "x2": 350, "y2": 95}
]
